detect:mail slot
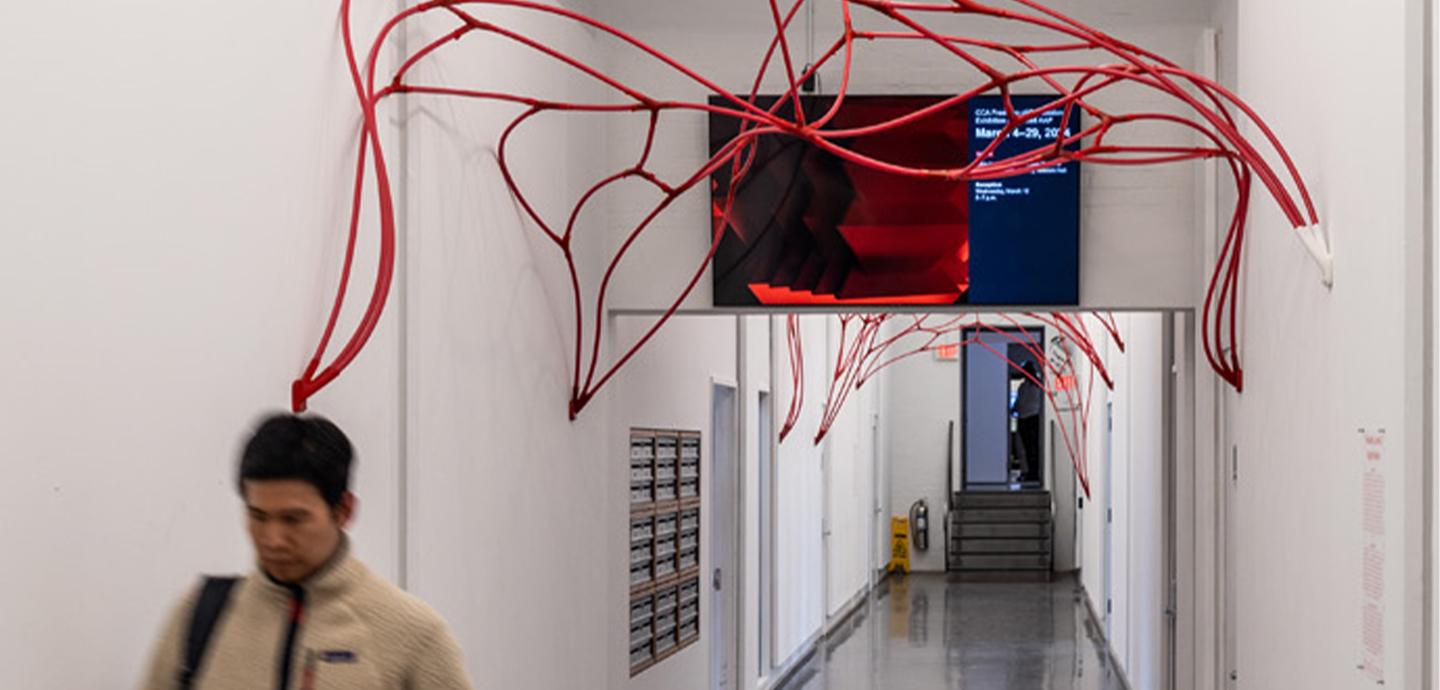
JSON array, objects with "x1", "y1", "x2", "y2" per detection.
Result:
[
  {"x1": 630, "y1": 641, "x2": 652, "y2": 667},
  {"x1": 655, "y1": 587, "x2": 678, "y2": 614},
  {"x1": 631, "y1": 436, "x2": 655, "y2": 459},
  {"x1": 630, "y1": 598, "x2": 653, "y2": 624},
  {"x1": 680, "y1": 578, "x2": 700, "y2": 604},
  {"x1": 655, "y1": 534, "x2": 677, "y2": 560},
  {"x1": 630, "y1": 481, "x2": 652, "y2": 505},
  {"x1": 629, "y1": 620, "x2": 653, "y2": 646},
  {"x1": 630, "y1": 539, "x2": 652, "y2": 564},
  {"x1": 631, "y1": 516, "x2": 654, "y2": 542},
  {"x1": 630, "y1": 561, "x2": 651, "y2": 586}
]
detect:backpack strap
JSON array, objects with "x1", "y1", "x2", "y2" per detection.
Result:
[{"x1": 177, "y1": 576, "x2": 240, "y2": 690}]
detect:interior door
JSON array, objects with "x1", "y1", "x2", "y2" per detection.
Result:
[
  {"x1": 964, "y1": 331, "x2": 1013, "y2": 486},
  {"x1": 710, "y1": 383, "x2": 738, "y2": 690}
]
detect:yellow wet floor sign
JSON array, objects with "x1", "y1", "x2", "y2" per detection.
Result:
[{"x1": 889, "y1": 516, "x2": 910, "y2": 574}]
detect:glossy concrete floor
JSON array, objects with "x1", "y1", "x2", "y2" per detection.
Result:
[{"x1": 776, "y1": 573, "x2": 1126, "y2": 690}]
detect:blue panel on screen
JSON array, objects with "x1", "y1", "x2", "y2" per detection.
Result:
[{"x1": 966, "y1": 95, "x2": 1081, "y2": 305}]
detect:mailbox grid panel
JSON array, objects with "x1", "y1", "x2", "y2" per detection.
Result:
[{"x1": 629, "y1": 429, "x2": 702, "y2": 676}]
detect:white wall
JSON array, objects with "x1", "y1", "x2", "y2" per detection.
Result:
[
  {"x1": 883, "y1": 342, "x2": 959, "y2": 573},
  {"x1": 1074, "y1": 313, "x2": 1166, "y2": 690},
  {"x1": 1109, "y1": 317, "x2": 1133, "y2": 672},
  {"x1": 594, "y1": 0, "x2": 1214, "y2": 312},
  {"x1": 1051, "y1": 414, "x2": 1080, "y2": 572},
  {"x1": 0, "y1": 2, "x2": 405, "y2": 687},
  {"x1": 1078, "y1": 328, "x2": 1109, "y2": 611},
  {"x1": 397, "y1": 5, "x2": 624, "y2": 690},
  {"x1": 821, "y1": 318, "x2": 882, "y2": 615},
  {"x1": 0, "y1": 3, "x2": 764, "y2": 690},
  {"x1": 760, "y1": 313, "x2": 886, "y2": 676},
  {"x1": 607, "y1": 315, "x2": 738, "y2": 690},
  {"x1": 874, "y1": 377, "x2": 894, "y2": 578},
  {"x1": 770, "y1": 315, "x2": 828, "y2": 666},
  {"x1": 1218, "y1": 0, "x2": 1427, "y2": 687},
  {"x1": 1432, "y1": 6, "x2": 1440, "y2": 687},
  {"x1": 740, "y1": 315, "x2": 772, "y2": 690},
  {"x1": 1124, "y1": 314, "x2": 1165, "y2": 690}
]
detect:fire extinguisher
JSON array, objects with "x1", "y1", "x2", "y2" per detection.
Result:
[{"x1": 909, "y1": 499, "x2": 930, "y2": 552}]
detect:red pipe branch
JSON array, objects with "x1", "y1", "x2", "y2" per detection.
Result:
[
  {"x1": 798, "y1": 312, "x2": 1120, "y2": 497},
  {"x1": 292, "y1": 0, "x2": 1316, "y2": 416}
]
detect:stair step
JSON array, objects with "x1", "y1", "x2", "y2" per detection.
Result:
[
  {"x1": 954, "y1": 523, "x2": 1050, "y2": 539},
  {"x1": 950, "y1": 570, "x2": 1053, "y2": 583},
  {"x1": 956, "y1": 508, "x2": 1051, "y2": 524},
  {"x1": 954, "y1": 553, "x2": 1051, "y2": 570},
  {"x1": 954, "y1": 491, "x2": 1051, "y2": 509},
  {"x1": 958, "y1": 538, "x2": 1051, "y2": 554}
]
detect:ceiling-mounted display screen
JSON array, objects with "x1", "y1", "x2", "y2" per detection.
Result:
[{"x1": 708, "y1": 94, "x2": 1081, "y2": 307}]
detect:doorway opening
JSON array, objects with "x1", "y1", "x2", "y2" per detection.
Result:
[{"x1": 962, "y1": 326, "x2": 1046, "y2": 491}]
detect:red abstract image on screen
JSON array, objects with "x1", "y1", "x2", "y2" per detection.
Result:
[{"x1": 711, "y1": 96, "x2": 972, "y2": 306}]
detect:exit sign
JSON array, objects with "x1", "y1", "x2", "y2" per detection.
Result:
[{"x1": 934, "y1": 344, "x2": 960, "y2": 360}]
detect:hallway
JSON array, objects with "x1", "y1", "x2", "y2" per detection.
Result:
[{"x1": 777, "y1": 575, "x2": 1126, "y2": 690}]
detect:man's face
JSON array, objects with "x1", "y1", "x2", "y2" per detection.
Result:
[{"x1": 243, "y1": 480, "x2": 354, "y2": 583}]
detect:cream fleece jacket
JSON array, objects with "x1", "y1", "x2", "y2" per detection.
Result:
[{"x1": 139, "y1": 545, "x2": 473, "y2": 690}]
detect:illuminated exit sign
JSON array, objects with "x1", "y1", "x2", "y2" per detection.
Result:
[{"x1": 934, "y1": 344, "x2": 960, "y2": 360}]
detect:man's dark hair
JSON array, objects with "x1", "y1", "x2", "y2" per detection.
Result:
[{"x1": 238, "y1": 413, "x2": 353, "y2": 507}]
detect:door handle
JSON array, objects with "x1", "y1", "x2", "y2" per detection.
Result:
[{"x1": 713, "y1": 567, "x2": 722, "y2": 591}]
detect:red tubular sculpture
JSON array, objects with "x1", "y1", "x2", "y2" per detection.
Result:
[
  {"x1": 779, "y1": 314, "x2": 806, "y2": 442},
  {"x1": 796, "y1": 312, "x2": 1124, "y2": 496},
  {"x1": 292, "y1": 0, "x2": 1316, "y2": 413}
]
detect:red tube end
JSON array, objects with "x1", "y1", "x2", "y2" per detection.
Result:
[
  {"x1": 291, "y1": 380, "x2": 309, "y2": 413},
  {"x1": 568, "y1": 393, "x2": 591, "y2": 421}
]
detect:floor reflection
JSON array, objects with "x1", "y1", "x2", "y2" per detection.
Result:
[{"x1": 776, "y1": 574, "x2": 1125, "y2": 690}]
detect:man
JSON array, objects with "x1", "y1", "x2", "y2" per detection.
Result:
[
  {"x1": 140, "y1": 413, "x2": 474, "y2": 690},
  {"x1": 1012, "y1": 360, "x2": 1044, "y2": 483}
]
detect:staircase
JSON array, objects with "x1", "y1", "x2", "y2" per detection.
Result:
[{"x1": 948, "y1": 490, "x2": 1053, "y2": 582}]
